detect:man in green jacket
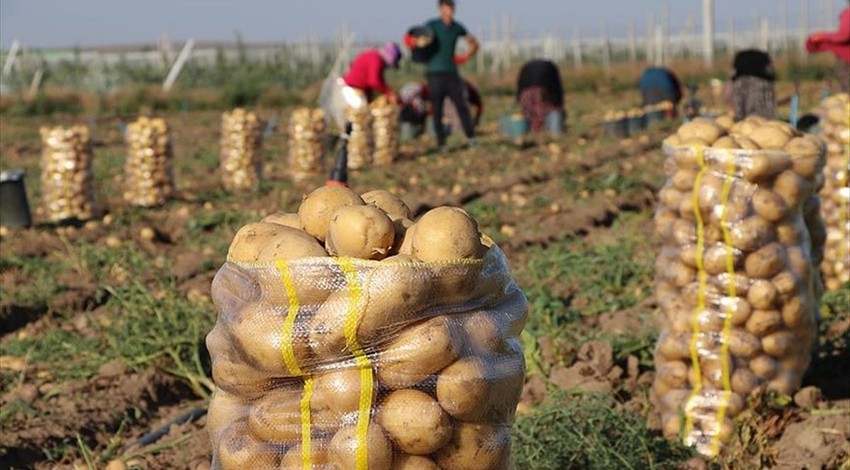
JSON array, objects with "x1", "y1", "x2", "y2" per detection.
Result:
[{"x1": 418, "y1": 0, "x2": 479, "y2": 149}]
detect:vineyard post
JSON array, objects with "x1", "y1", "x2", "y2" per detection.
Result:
[
  {"x1": 628, "y1": 20, "x2": 637, "y2": 63},
  {"x1": 800, "y1": 0, "x2": 809, "y2": 61},
  {"x1": 2, "y1": 39, "x2": 21, "y2": 78},
  {"x1": 162, "y1": 38, "x2": 195, "y2": 92},
  {"x1": 572, "y1": 27, "x2": 582, "y2": 69},
  {"x1": 702, "y1": 0, "x2": 715, "y2": 66}
]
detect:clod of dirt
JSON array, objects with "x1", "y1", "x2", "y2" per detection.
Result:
[
  {"x1": 793, "y1": 386, "x2": 823, "y2": 409},
  {"x1": 98, "y1": 359, "x2": 127, "y2": 378},
  {"x1": 105, "y1": 459, "x2": 127, "y2": 470},
  {"x1": 577, "y1": 340, "x2": 614, "y2": 376},
  {"x1": 678, "y1": 457, "x2": 709, "y2": 470},
  {"x1": 549, "y1": 363, "x2": 611, "y2": 393},
  {"x1": 171, "y1": 251, "x2": 206, "y2": 281},
  {"x1": 775, "y1": 411, "x2": 850, "y2": 469},
  {"x1": 15, "y1": 384, "x2": 39, "y2": 404}
]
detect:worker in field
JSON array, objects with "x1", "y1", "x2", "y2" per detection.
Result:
[
  {"x1": 516, "y1": 59, "x2": 566, "y2": 132},
  {"x1": 405, "y1": 0, "x2": 479, "y2": 149},
  {"x1": 637, "y1": 66, "x2": 683, "y2": 117},
  {"x1": 728, "y1": 49, "x2": 776, "y2": 121},
  {"x1": 399, "y1": 79, "x2": 483, "y2": 138},
  {"x1": 326, "y1": 42, "x2": 402, "y2": 131},
  {"x1": 806, "y1": 3, "x2": 850, "y2": 93}
]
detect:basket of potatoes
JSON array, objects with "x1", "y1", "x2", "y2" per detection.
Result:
[
  {"x1": 207, "y1": 186, "x2": 528, "y2": 470},
  {"x1": 221, "y1": 108, "x2": 264, "y2": 192},
  {"x1": 38, "y1": 125, "x2": 97, "y2": 222},
  {"x1": 816, "y1": 93, "x2": 850, "y2": 291},
  {"x1": 287, "y1": 107, "x2": 327, "y2": 181},
  {"x1": 123, "y1": 117, "x2": 175, "y2": 207},
  {"x1": 652, "y1": 116, "x2": 826, "y2": 457}
]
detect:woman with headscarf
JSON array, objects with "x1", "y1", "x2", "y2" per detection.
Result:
[
  {"x1": 806, "y1": 4, "x2": 850, "y2": 92},
  {"x1": 516, "y1": 59, "x2": 565, "y2": 132},
  {"x1": 729, "y1": 49, "x2": 777, "y2": 121}
]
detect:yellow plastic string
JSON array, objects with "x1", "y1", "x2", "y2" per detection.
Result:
[
  {"x1": 684, "y1": 146, "x2": 708, "y2": 441},
  {"x1": 710, "y1": 149, "x2": 738, "y2": 456},
  {"x1": 337, "y1": 257, "x2": 374, "y2": 470},
  {"x1": 273, "y1": 259, "x2": 312, "y2": 469}
]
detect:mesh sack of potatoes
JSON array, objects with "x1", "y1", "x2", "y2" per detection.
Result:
[
  {"x1": 287, "y1": 107, "x2": 327, "y2": 181},
  {"x1": 370, "y1": 95, "x2": 400, "y2": 166},
  {"x1": 123, "y1": 117, "x2": 175, "y2": 207},
  {"x1": 207, "y1": 186, "x2": 527, "y2": 470},
  {"x1": 38, "y1": 125, "x2": 97, "y2": 222},
  {"x1": 816, "y1": 93, "x2": 850, "y2": 290},
  {"x1": 221, "y1": 108, "x2": 264, "y2": 192},
  {"x1": 652, "y1": 116, "x2": 826, "y2": 457},
  {"x1": 345, "y1": 104, "x2": 373, "y2": 170}
]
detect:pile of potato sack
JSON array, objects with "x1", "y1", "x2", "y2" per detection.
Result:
[
  {"x1": 207, "y1": 186, "x2": 528, "y2": 470},
  {"x1": 653, "y1": 115, "x2": 827, "y2": 456},
  {"x1": 38, "y1": 125, "x2": 97, "y2": 222},
  {"x1": 816, "y1": 93, "x2": 850, "y2": 290},
  {"x1": 123, "y1": 117, "x2": 175, "y2": 207},
  {"x1": 220, "y1": 108, "x2": 264, "y2": 192}
]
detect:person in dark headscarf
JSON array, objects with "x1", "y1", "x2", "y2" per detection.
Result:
[
  {"x1": 516, "y1": 59, "x2": 565, "y2": 132},
  {"x1": 730, "y1": 49, "x2": 777, "y2": 121}
]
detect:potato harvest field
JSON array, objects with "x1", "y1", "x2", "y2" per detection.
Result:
[{"x1": 0, "y1": 80, "x2": 848, "y2": 470}]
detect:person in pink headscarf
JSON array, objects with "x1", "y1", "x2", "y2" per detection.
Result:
[
  {"x1": 327, "y1": 42, "x2": 402, "y2": 130},
  {"x1": 806, "y1": 4, "x2": 850, "y2": 92}
]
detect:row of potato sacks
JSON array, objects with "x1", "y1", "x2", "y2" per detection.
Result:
[
  {"x1": 123, "y1": 117, "x2": 175, "y2": 207},
  {"x1": 38, "y1": 125, "x2": 97, "y2": 222},
  {"x1": 816, "y1": 93, "x2": 850, "y2": 291},
  {"x1": 653, "y1": 115, "x2": 828, "y2": 457},
  {"x1": 221, "y1": 108, "x2": 264, "y2": 192},
  {"x1": 207, "y1": 186, "x2": 527, "y2": 470},
  {"x1": 288, "y1": 108, "x2": 327, "y2": 181}
]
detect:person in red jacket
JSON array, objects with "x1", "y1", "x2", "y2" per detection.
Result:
[
  {"x1": 807, "y1": 5, "x2": 850, "y2": 92},
  {"x1": 327, "y1": 42, "x2": 402, "y2": 130}
]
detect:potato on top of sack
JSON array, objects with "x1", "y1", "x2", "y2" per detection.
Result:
[
  {"x1": 207, "y1": 185, "x2": 528, "y2": 470},
  {"x1": 654, "y1": 116, "x2": 827, "y2": 457}
]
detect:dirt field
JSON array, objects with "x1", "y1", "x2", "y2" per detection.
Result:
[{"x1": 0, "y1": 86, "x2": 848, "y2": 470}]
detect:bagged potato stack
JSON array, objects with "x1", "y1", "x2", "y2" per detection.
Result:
[
  {"x1": 38, "y1": 125, "x2": 96, "y2": 222},
  {"x1": 287, "y1": 107, "x2": 326, "y2": 181},
  {"x1": 123, "y1": 117, "x2": 175, "y2": 207},
  {"x1": 370, "y1": 95, "x2": 400, "y2": 166},
  {"x1": 207, "y1": 187, "x2": 527, "y2": 470},
  {"x1": 816, "y1": 93, "x2": 850, "y2": 291},
  {"x1": 652, "y1": 116, "x2": 826, "y2": 457},
  {"x1": 221, "y1": 108, "x2": 264, "y2": 192},
  {"x1": 345, "y1": 104, "x2": 372, "y2": 170}
]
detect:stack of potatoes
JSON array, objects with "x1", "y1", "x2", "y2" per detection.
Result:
[
  {"x1": 123, "y1": 117, "x2": 175, "y2": 207},
  {"x1": 207, "y1": 186, "x2": 527, "y2": 470},
  {"x1": 221, "y1": 108, "x2": 264, "y2": 192},
  {"x1": 38, "y1": 125, "x2": 96, "y2": 222},
  {"x1": 653, "y1": 116, "x2": 826, "y2": 457},
  {"x1": 287, "y1": 107, "x2": 327, "y2": 181},
  {"x1": 816, "y1": 93, "x2": 850, "y2": 291},
  {"x1": 370, "y1": 95, "x2": 400, "y2": 166},
  {"x1": 345, "y1": 105, "x2": 372, "y2": 170}
]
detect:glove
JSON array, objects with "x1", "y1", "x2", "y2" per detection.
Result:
[
  {"x1": 387, "y1": 92, "x2": 399, "y2": 104},
  {"x1": 453, "y1": 54, "x2": 470, "y2": 65},
  {"x1": 403, "y1": 34, "x2": 416, "y2": 49}
]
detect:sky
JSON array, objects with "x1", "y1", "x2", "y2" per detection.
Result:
[{"x1": 0, "y1": 0, "x2": 843, "y2": 49}]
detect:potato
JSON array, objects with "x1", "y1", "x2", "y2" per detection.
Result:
[
  {"x1": 761, "y1": 331, "x2": 797, "y2": 357},
  {"x1": 771, "y1": 271, "x2": 799, "y2": 297},
  {"x1": 298, "y1": 186, "x2": 364, "y2": 241},
  {"x1": 704, "y1": 245, "x2": 743, "y2": 275},
  {"x1": 671, "y1": 218, "x2": 697, "y2": 246},
  {"x1": 208, "y1": 324, "x2": 276, "y2": 396},
  {"x1": 767, "y1": 371, "x2": 802, "y2": 396},
  {"x1": 657, "y1": 360, "x2": 689, "y2": 388},
  {"x1": 392, "y1": 455, "x2": 442, "y2": 470},
  {"x1": 654, "y1": 209, "x2": 678, "y2": 239},
  {"x1": 461, "y1": 311, "x2": 504, "y2": 354},
  {"x1": 676, "y1": 120, "x2": 725, "y2": 144},
  {"x1": 772, "y1": 169, "x2": 812, "y2": 208},
  {"x1": 780, "y1": 295, "x2": 811, "y2": 329},
  {"x1": 377, "y1": 389, "x2": 452, "y2": 454},
  {"x1": 749, "y1": 355, "x2": 779, "y2": 379},
  {"x1": 328, "y1": 423, "x2": 393, "y2": 470},
  {"x1": 326, "y1": 205, "x2": 395, "y2": 260},
  {"x1": 434, "y1": 422, "x2": 511, "y2": 470},
  {"x1": 207, "y1": 390, "x2": 248, "y2": 442},
  {"x1": 391, "y1": 218, "x2": 416, "y2": 256},
  {"x1": 728, "y1": 330, "x2": 761, "y2": 359},
  {"x1": 311, "y1": 368, "x2": 371, "y2": 427},
  {"x1": 748, "y1": 126, "x2": 792, "y2": 149},
  {"x1": 711, "y1": 136, "x2": 739, "y2": 149},
  {"x1": 741, "y1": 153, "x2": 791, "y2": 182},
  {"x1": 731, "y1": 367, "x2": 762, "y2": 395},
  {"x1": 744, "y1": 309, "x2": 782, "y2": 336},
  {"x1": 775, "y1": 220, "x2": 805, "y2": 244},
  {"x1": 734, "y1": 135, "x2": 760, "y2": 150},
  {"x1": 280, "y1": 441, "x2": 330, "y2": 469},
  {"x1": 361, "y1": 190, "x2": 412, "y2": 221},
  {"x1": 228, "y1": 223, "x2": 328, "y2": 263},
  {"x1": 261, "y1": 212, "x2": 302, "y2": 229},
  {"x1": 730, "y1": 216, "x2": 776, "y2": 252},
  {"x1": 744, "y1": 242, "x2": 786, "y2": 279},
  {"x1": 710, "y1": 271, "x2": 750, "y2": 297},
  {"x1": 248, "y1": 387, "x2": 304, "y2": 442},
  {"x1": 377, "y1": 316, "x2": 461, "y2": 389},
  {"x1": 681, "y1": 137, "x2": 712, "y2": 147},
  {"x1": 411, "y1": 207, "x2": 484, "y2": 261},
  {"x1": 661, "y1": 415, "x2": 683, "y2": 439},
  {"x1": 435, "y1": 355, "x2": 524, "y2": 422},
  {"x1": 752, "y1": 188, "x2": 790, "y2": 222},
  {"x1": 659, "y1": 186, "x2": 684, "y2": 210},
  {"x1": 226, "y1": 303, "x2": 313, "y2": 375},
  {"x1": 671, "y1": 169, "x2": 698, "y2": 191},
  {"x1": 746, "y1": 280, "x2": 778, "y2": 310},
  {"x1": 718, "y1": 295, "x2": 752, "y2": 326},
  {"x1": 217, "y1": 421, "x2": 276, "y2": 470},
  {"x1": 657, "y1": 333, "x2": 691, "y2": 360},
  {"x1": 785, "y1": 246, "x2": 811, "y2": 278},
  {"x1": 715, "y1": 114, "x2": 735, "y2": 130},
  {"x1": 700, "y1": 354, "x2": 733, "y2": 388}
]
